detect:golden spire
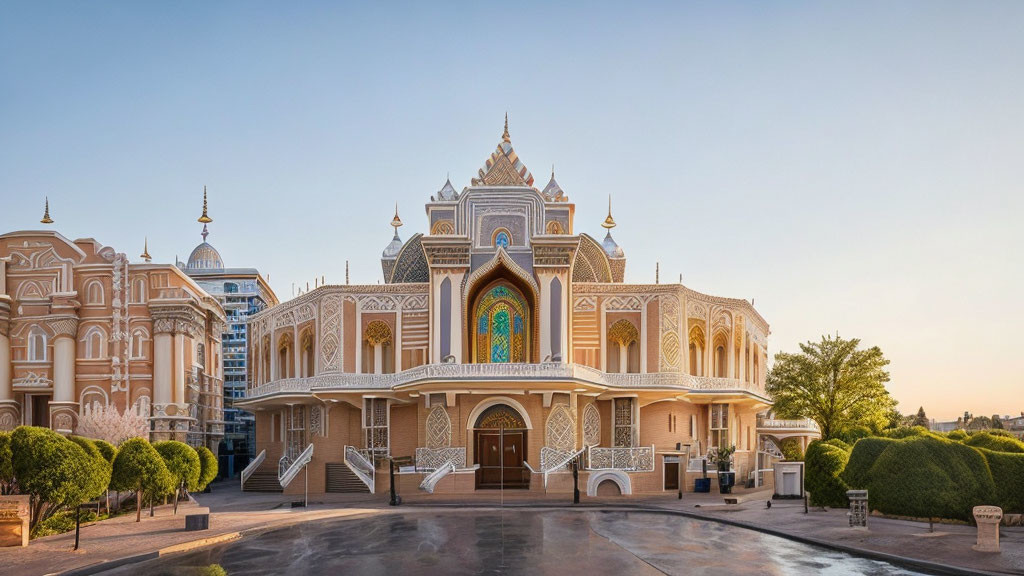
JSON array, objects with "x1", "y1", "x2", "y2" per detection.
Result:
[
  {"x1": 391, "y1": 203, "x2": 403, "y2": 229},
  {"x1": 198, "y1": 186, "x2": 212, "y2": 223},
  {"x1": 40, "y1": 197, "x2": 53, "y2": 224},
  {"x1": 502, "y1": 112, "x2": 510, "y2": 142},
  {"x1": 601, "y1": 195, "x2": 617, "y2": 229},
  {"x1": 140, "y1": 237, "x2": 152, "y2": 262}
]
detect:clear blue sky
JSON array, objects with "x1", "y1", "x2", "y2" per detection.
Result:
[{"x1": 2, "y1": 2, "x2": 1021, "y2": 420}]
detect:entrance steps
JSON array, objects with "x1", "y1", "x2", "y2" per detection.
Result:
[
  {"x1": 326, "y1": 463, "x2": 370, "y2": 493},
  {"x1": 243, "y1": 471, "x2": 283, "y2": 493}
]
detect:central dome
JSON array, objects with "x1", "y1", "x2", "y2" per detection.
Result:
[{"x1": 186, "y1": 242, "x2": 224, "y2": 270}]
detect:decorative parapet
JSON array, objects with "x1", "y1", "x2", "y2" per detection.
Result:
[
  {"x1": 245, "y1": 363, "x2": 772, "y2": 402},
  {"x1": 588, "y1": 446, "x2": 655, "y2": 472},
  {"x1": 757, "y1": 417, "x2": 821, "y2": 432},
  {"x1": 415, "y1": 446, "x2": 467, "y2": 471}
]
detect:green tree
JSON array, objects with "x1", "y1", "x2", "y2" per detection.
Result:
[
  {"x1": 154, "y1": 441, "x2": 201, "y2": 514},
  {"x1": 912, "y1": 407, "x2": 930, "y2": 429},
  {"x1": 992, "y1": 415, "x2": 1004, "y2": 430},
  {"x1": 68, "y1": 436, "x2": 113, "y2": 504},
  {"x1": 10, "y1": 426, "x2": 105, "y2": 533},
  {"x1": 110, "y1": 438, "x2": 173, "y2": 522},
  {"x1": 196, "y1": 446, "x2": 218, "y2": 491},
  {"x1": 767, "y1": 335, "x2": 896, "y2": 439},
  {"x1": 0, "y1": 432, "x2": 14, "y2": 495}
]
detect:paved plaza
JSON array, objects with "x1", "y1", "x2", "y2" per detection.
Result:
[{"x1": 0, "y1": 482, "x2": 1020, "y2": 575}]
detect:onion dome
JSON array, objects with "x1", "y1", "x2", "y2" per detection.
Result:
[
  {"x1": 601, "y1": 196, "x2": 624, "y2": 259},
  {"x1": 382, "y1": 204, "x2": 403, "y2": 259}
]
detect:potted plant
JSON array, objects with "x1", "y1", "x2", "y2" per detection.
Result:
[{"x1": 709, "y1": 445, "x2": 736, "y2": 494}]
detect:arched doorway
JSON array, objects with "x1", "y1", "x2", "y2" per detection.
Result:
[
  {"x1": 473, "y1": 404, "x2": 530, "y2": 489},
  {"x1": 472, "y1": 282, "x2": 530, "y2": 364}
]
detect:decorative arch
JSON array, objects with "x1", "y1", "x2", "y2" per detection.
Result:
[
  {"x1": 425, "y1": 404, "x2": 452, "y2": 449},
  {"x1": 473, "y1": 282, "x2": 529, "y2": 363},
  {"x1": 84, "y1": 279, "x2": 105, "y2": 305},
  {"x1": 463, "y1": 250, "x2": 539, "y2": 363},
  {"x1": 545, "y1": 220, "x2": 565, "y2": 235},
  {"x1": 465, "y1": 396, "x2": 534, "y2": 430},
  {"x1": 363, "y1": 321, "x2": 394, "y2": 374},
  {"x1": 571, "y1": 234, "x2": 614, "y2": 283},
  {"x1": 79, "y1": 386, "x2": 109, "y2": 415},
  {"x1": 431, "y1": 220, "x2": 455, "y2": 235},
  {"x1": 712, "y1": 330, "x2": 730, "y2": 378},
  {"x1": 492, "y1": 227, "x2": 513, "y2": 248},
  {"x1": 28, "y1": 326, "x2": 48, "y2": 362},
  {"x1": 130, "y1": 327, "x2": 149, "y2": 359},
  {"x1": 688, "y1": 324, "x2": 706, "y2": 376},
  {"x1": 82, "y1": 325, "x2": 107, "y2": 359},
  {"x1": 300, "y1": 328, "x2": 315, "y2": 377},
  {"x1": 607, "y1": 320, "x2": 640, "y2": 374},
  {"x1": 583, "y1": 403, "x2": 601, "y2": 447},
  {"x1": 586, "y1": 470, "x2": 632, "y2": 496},
  {"x1": 545, "y1": 404, "x2": 575, "y2": 452},
  {"x1": 277, "y1": 332, "x2": 294, "y2": 379}
]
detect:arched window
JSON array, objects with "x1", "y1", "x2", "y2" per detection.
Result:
[
  {"x1": 474, "y1": 283, "x2": 528, "y2": 364},
  {"x1": 688, "y1": 326, "x2": 705, "y2": 376},
  {"x1": 493, "y1": 228, "x2": 512, "y2": 249},
  {"x1": 262, "y1": 337, "x2": 271, "y2": 383},
  {"x1": 545, "y1": 220, "x2": 565, "y2": 235},
  {"x1": 277, "y1": 334, "x2": 293, "y2": 379},
  {"x1": 363, "y1": 321, "x2": 393, "y2": 374},
  {"x1": 224, "y1": 282, "x2": 239, "y2": 294},
  {"x1": 130, "y1": 329, "x2": 147, "y2": 359},
  {"x1": 607, "y1": 320, "x2": 640, "y2": 374},
  {"x1": 716, "y1": 345, "x2": 727, "y2": 378},
  {"x1": 131, "y1": 277, "x2": 147, "y2": 304},
  {"x1": 28, "y1": 327, "x2": 47, "y2": 362},
  {"x1": 85, "y1": 280, "x2": 104, "y2": 305},
  {"x1": 300, "y1": 330, "x2": 314, "y2": 377},
  {"x1": 84, "y1": 326, "x2": 106, "y2": 359}
]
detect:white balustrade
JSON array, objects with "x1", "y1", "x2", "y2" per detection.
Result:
[
  {"x1": 415, "y1": 447, "x2": 466, "y2": 471},
  {"x1": 240, "y1": 449, "x2": 266, "y2": 490},
  {"x1": 757, "y1": 417, "x2": 820, "y2": 431},
  {"x1": 278, "y1": 443, "x2": 314, "y2": 488},
  {"x1": 587, "y1": 446, "x2": 655, "y2": 472},
  {"x1": 246, "y1": 363, "x2": 770, "y2": 400},
  {"x1": 418, "y1": 462, "x2": 455, "y2": 493},
  {"x1": 344, "y1": 445, "x2": 376, "y2": 494}
]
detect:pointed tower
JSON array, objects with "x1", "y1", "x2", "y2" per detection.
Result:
[
  {"x1": 471, "y1": 115, "x2": 534, "y2": 187},
  {"x1": 381, "y1": 204, "x2": 404, "y2": 279},
  {"x1": 541, "y1": 166, "x2": 566, "y2": 202},
  {"x1": 601, "y1": 196, "x2": 626, "y2": 281},
  {"x1": 140, "y1": 238, "x2": 152, "y2": 263},
  {"x1": 40, "y1": 197, "x2": 53, "y2": 224}
]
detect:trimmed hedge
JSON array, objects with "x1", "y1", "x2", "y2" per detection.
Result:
[
  {"x1": 882, "y1": 426, "x2": 931, "y2": 439},
  {"x1": 154, "y1": 441, "x2": 201, "y2": 492},
  {"x1": 68, "y1": 436, "x2": 112, "y2": 501},
  {"x1": 979, "y1": 448, "x2": 1024, "y2": 513},
  {"x1": 946, "y1": 429, "x2": 968, "y2": 441},
  {"x1": 865, "y1": 435, "x2": 994, "y2": 521},
  {"x1": 196, "y1": 446, "x2": 218, "y2": 491},
  {"x1": 805, "y1": 440, "x2": 850, "y2": 508},
  {"x1": 842, "y1": 437, "x2": 897, "y2": 490},
  {"x1": 93, "y1": 439, "x2": 117, "y2": 464},
  {"x1": 0, "y1": 432, "x2": 12, "y2": 493},
  {"x1": 836, "y1": 425, "x2": 872, "y2": 445},
  {"x1": 964, "y1": 431, "x2": 1024, "y2": 454}
]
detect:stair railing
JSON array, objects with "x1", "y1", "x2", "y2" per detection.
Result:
[
  {"x1": 344, "y1": 445, "x2": 376, "y2": 494},
  {"x1": 278, "y1": 443, "x2": 314, "y2": 488},
  {"x1": 543, "y1": 445, "x2": 590, "y2": 489},
  {"x1": 240, "y1": 449, "x2": 266, "y2": 491},
  {"x1": 418, "y1": 461, "x2": 455, "y2": 494}
]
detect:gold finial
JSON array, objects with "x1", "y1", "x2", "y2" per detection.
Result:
[
  {"x1": 140, "y1": 237, "x2": 152, "y2": 262},
  {"x1": 502, "y1": 112, "x2": 510, "y2": 142},
  {"x1": 601, "y1": 195, "x2": 617, "y2": 229},
  {"x1": 198, "y1": 186, "x2": 212, "y2": 223},
  {"x1": 391, "y1": 203, "x2": 403, "y2": 229},
  {"x1": 40, "y1": 197, "x2": 54, "y2": 224}
]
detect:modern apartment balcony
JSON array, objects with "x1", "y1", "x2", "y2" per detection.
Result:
[{"x1": 244, "y1": 362, "x2": 770, "y2": 402}]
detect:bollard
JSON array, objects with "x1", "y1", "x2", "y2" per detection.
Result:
[
  {"x1": 846, "y1": 490, "x2": 868, "y2": 529},
  {"x1": 972, "y1": 506, "x2": 1002, "y2": 553}
]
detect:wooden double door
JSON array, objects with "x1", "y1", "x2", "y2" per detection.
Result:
[{"x1": 475, "y1": 430, "x2": 529, "y2": 489}]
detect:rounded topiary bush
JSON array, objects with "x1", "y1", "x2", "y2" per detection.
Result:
[
  {"x1": 842, "y1": 436, "x2": 897, "y2": 490},
  {"x1": 964, "y1": 431, "x2": 1024, "y2": 454},
  {"x1": 0, "y1": 431, "x2": 13, "y2": 494},
  {"x1": 866, "y1": 435, "x2": 994, "y2": 521},
  {"x1": 779, "y1": 437, "x2": 804, "y2": 461},
  {"x1": 196, "y1": 446, "x2": 218, "y2": 491},
  {"x1": 68, "y1": 436, "x2": 112, "y2": 500},
  {"x1": 111, "y1": 438, "x2": 173, "y2": 522},
  {"x1": 805, "y1": 440, "x2": 851, "y2": 508},
  {"x1": 882, "y1": 426, "x2": 931, "y2": 439},
  {"x1": 836, "y1": 425, "x2": 872, "y2": 445},
  {"x1": 93, "y1": 439, "x2": 117, "y2": 464},
  {"x1": 978, "y1": 448, "x2": 1024, "y2": 513},
  {"x1": 946, "y1": 429, "x2": 968, "y2": 441}
]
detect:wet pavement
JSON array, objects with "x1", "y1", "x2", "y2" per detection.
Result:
[{"x1": 106, "y1": 509, "x2": 931, "y2": 575}]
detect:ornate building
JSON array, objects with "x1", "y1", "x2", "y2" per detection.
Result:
[
  {"x1": 0, "y1": 227, "x2": 226, "y2": 451},
  {"x1": 241, "y1": 120, "x2": 808, "y2": 497},
  {"x1": 182, "y1": 196, "x2": 279, "y2": 473}
]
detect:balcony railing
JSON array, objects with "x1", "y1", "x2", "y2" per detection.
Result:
[
  {"x1": 587, "y1": 446, "x2": 655, "y2": 472},
  {"x1": 246, "y1": 363, "x2": 768, "y2": 400},
  {"x1": 757, "y1": 417, "x2": 820, "y2": 431}
]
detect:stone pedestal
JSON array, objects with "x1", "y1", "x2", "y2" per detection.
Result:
[
  {"x1": 0, "y1": 495, "x2": 30, "y2": 547},
  {"x1": 847, "y1": 490, "x2": 868, "y2": 529},
  {"x1": 773, "y1": 461, "x2": 804, "y2": 498},
  {"x1": 972, "y1": 505, "x2": 1002, "y2": 553}
]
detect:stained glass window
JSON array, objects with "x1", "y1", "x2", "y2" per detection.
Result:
[
  {"x1": 475, "y1": 284, "x2": 528, "y2": 363},
  {"x1": 494, "y1": 230, "x2": 511, "y2": 248}
]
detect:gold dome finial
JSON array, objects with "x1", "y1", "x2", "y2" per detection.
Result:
[
  {"x1": 391, "y1": 203, "x2": 403, "y2": 229},
  {"x1": 141, "y1": 237, "x2": 152, "y2": 262},
  {"x1": 602, "y1": 195, "x2": 617, "y2": 229},
  {"x1": 502, "y1": 112, "x2": 510, "y2": 142},
  {"x1": 198, "y1": 186, "x2": 212, "y2": 223},
  {"x1": 40, "y1": 196, "x2": 53, "y2": 224}
]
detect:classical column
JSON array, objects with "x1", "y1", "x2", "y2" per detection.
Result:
[
  {"x1": 640, "y1": 299, "x2": 648, "y2": 373},
  {"x1": 173, "y1": 332, "x2": 185, "y2": 404},
  {"x1": 739, "y1": 328, "x2": 747, "y2": 383},
  {"x1": 269, "y1": 330, "x2": 279, "y2": 380},
  {"x1": 293, "y1": 325, "x2": 301, "y2": 378},
  {"x1": 153, "y1": 332, "x2": 172, "y2": 404},
  {"x1": 48, "y1": 316, "x2": 79, "y2": 433},
  {"x1": 0, "y1": 297, "x2": 16, "y2": 431},
  {"x1": 728, "y1": 319, "x2": 736, "y2": 379}
]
